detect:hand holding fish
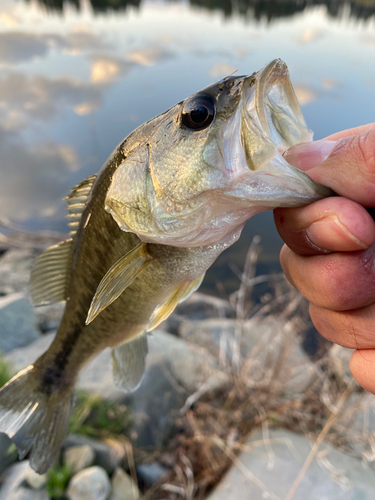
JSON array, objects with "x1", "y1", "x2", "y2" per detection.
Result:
[{"x1": 274, "y1": 123, "x2": 375, "y2": 394}]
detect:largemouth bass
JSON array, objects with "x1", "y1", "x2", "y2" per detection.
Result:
[{"x1": 0, "y1": 59, "x2": 331, "y2": 473}]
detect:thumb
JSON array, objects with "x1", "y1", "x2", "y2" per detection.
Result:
[{"x1": 284, "y1": 129, "x2": 375, "y2": 207}]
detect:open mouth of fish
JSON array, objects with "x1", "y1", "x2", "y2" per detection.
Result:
[{"x1": 220, "y1": 59, "x2": 331, "y2": 206}]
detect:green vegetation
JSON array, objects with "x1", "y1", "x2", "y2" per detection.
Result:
[
  {"x1": 69, "y1": 390, "x2": 132, "y2": 438},
  {"x1": 46, "y1": 464, "x2": 72, "y2": 499},
  {"x1": 0, "y1": 354, "x2": 11, "y2": 388}
]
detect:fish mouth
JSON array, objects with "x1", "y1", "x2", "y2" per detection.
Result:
[
  {"x1": 236, "y1": 59, "x2": 333, "y2": 202},
  {"x1": 240, "y1": 58, "x2": 313, "y2": 173}
]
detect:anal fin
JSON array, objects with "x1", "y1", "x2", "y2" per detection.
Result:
[
  {"x1": 111, "y1": 332, "x2": 148, "y2": 393},
  {"x1": 86, "y1": 243, "x2": 153, "y2": 325}
]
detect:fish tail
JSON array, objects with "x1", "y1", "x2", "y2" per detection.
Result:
[{"x1": 0, "y1": 364, "x2": 75, "y2": 474}]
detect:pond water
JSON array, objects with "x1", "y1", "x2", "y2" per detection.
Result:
[{"x1": 0, "y1": 0, "x2": 375, "y2": 295}]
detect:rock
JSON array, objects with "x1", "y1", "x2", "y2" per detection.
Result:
[
  {"x1": 63, "y1": 445, "x2": 95, "y2": 475},
  {"x1": 9, "y1": 488, "x2": 50, "y2": 500},
  {"x1": 0, "y1": 433, "x2": 18, "y2": 476},
  {"x1": 162, "y1": 292, "x2": 235, "y2": 334},
  {"x1": 24, "y1": 466, "x2": 48, "y2": 490},
  {"x1": 207, "y1": 428, "x2": 375, "y2": 500},
  {"x1": 125, "y1": 330, "x2": 229, "y2": 448},
  {"x1": 136, "y1": 462, "x2": 168, "y2": 489},
  {"x1": 34, "y1": 303, "x2": 65, "y2": 334},
  {"x1": 0, "y1": 249, "x2": 36, "y2": 296},
  {"x1": 0, "y1": 461, "x2": 30, "y2": 500},
  {"x1": 63, "y1": 436, "x2": 124, "y2": 475},
  {"x1": 175, "y1": 292, "x2": 234, "y2": 320},
  {"x1": 0, "y1": 293, "x2": 40, "y2": 353},
  {"x1": 180, "y1": 315, "x2": 318, "y2": 396},
  {"x1": 108, "y1": 467, "x2": 141, "y2": 500},
  {"x1": 66, "y1": 466, "x2": 110, "y2": 500},
  {"x1": 5, "y1": 333, "x2": 54, "y2": 375}
]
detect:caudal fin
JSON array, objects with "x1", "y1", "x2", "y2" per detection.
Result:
[{"x1": 0, "y1": 365, "x2": 75, "y2": 474}]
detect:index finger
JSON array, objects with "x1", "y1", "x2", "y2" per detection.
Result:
[{"x1": 324, "y1": 122, "x2": 375, "y2": 141}]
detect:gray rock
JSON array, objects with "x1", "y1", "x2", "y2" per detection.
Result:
[
  {"x1": 180, "y1": 316, "x2": 318, "y2": 396},
  {"x1": 63, "y1": 445, "x2": 95, "y2": 475},
  {"x1": 0, "y1": 293, "x2": 40, "y2": 353},
  {"x1": 0, "y1": 433, "x2": 18, "y2": 475},
  {"x1": 162, "y1": 292, "x2": 235, "y2": 333},
  {"x1": 5, "y1": 333, "x2": 54, "y2": 376},
  {"x1": 125, "y1": 331, "x2": 229, "y2": 448},
  {"x1": 34, "y1": 303, "x2": 65, "y2": 334},
  {"x1": 63, "y1": 436, "x2": 124, "y2": 475},
  {"x1": 0, "y1": 249, "x2": 36, "y2": 296},
  {"x1": 175, "y1": 292, "x2": 234, "y2": 320},
  {"x1": 24, "y1": 466, "x2": 48, "y2": 490},
  {"x1": 207, "y1": 428, "x2": 375, "y2": 500},
  {"x1": 66, "y1": 466, "x2": 110, "y2": 500},
  {"x1": 0, "y1": 460, "x2": 30, "y2": 500},
  {"x1": 136, "y1": 463, "x2": 168, "y2": 488},
  {"x1": 11, "y1": 488, "x2": 50, "y2": 500},
  {"x1": 108, "y1": 467, "x2": 141, "y2": 500}
]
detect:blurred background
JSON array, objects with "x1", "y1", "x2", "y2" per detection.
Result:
[{"x1": 0, "y1": 0, "x2": 375, "y2": 294}]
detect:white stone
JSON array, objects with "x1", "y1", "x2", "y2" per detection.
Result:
[
  {"x1": 24, "y1": 466, "x2": 48, "y2": 490},
  {"x1": 0, "y1": 461, "x2": 30, "y2": 500},
  {"x1": 108, "y1": 468, "x2": 141, "y2": 500},
  {"x1": 63, "y1": 445, "x2": 95, "y2": 474},
  {"x1": 66, "y1": 466, "x2": 110, "y2": 500}
]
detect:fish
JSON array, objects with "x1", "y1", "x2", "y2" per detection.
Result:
[{"x1": 0, "y1": 59, "x2": 332, "y2": 474}]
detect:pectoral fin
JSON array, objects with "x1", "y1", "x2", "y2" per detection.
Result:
[
  {"x1": 147, "y1": 273, "x2": 205, "y2": 331},
  {"x1": 111, "y1": 332, "x2": 148, "y2": 392},
  {"x1": 86, "y1": 243, "x2": 153, "y2": 325}
]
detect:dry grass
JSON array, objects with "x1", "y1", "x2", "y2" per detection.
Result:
[{"x1": 134, "y1": 237, "x2": 375, "y2": 500}]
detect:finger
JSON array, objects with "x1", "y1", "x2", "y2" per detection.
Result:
[
  {"x1": 274, "y1": 197, "x2": 375, "y2": 256},
  {"x1": 284, "y1": 128, "x2": 375, "y2": 206},
  {"x1": 350, "y1": 349, "x2": 375, "y2": 395},
  {"x1": 279, "y1": 244, "x2": 375, "y2": 310},
  {"x1": 325, "y1": 122, "x2": 375, "y2": 141},
  {"x1": 309, "y1": 303, "x2": 375, "y2": 350}
]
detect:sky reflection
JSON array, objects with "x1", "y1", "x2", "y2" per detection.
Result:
[{"x1": 0, "y1": 0, "x2": 375, "y2": 292}]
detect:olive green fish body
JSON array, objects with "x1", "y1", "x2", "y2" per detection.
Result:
[{"x1": 0, "y1": 59, "x2": 333, "y2": 473}]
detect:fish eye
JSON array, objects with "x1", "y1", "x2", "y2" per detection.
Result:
[{"x1": 181, "y1": 94, "x2": 215, "y2": 131}]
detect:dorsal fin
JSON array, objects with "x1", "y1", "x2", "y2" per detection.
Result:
[
  {"x1": 30, "y1": 239, "x2": 73, "y2": 306},
  {"x1": 64, "y1": 174, "x2": 97, "y2": 236}
]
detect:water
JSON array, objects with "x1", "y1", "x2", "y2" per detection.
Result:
[{"x1": 0, "y1": 0, "x2": 375, "y2": 295}]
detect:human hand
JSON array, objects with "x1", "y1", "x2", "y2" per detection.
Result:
[{"x1": 274, "y1": 123, "x2": 375, "y2": 393}]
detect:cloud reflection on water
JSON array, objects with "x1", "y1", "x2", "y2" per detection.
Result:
[
  {"x1": 0, "y1": 126, "x2": 79, "y2": 220},
  {"x1": 0, "y1": 30, "x2": 109, "y2": 65},
  {"x1": 0, "y1": 72, "x2": 102, "y2": 123}
]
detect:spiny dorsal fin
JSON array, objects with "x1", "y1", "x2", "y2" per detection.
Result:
[
  {"x1": 86, "y1": 243, "x2": 153, "y2": 325},
  {"x1": 111, "y1": 332, "x2": 148, "y2": 393},
  {"x1": 64, "y1": 174, "x2": 97, "y2": 236},
  {"x1": 147, "y1": 273, "x2": 205, "y2": 331},
  {"x1": 30, "y1": 239, "x2": 73, "y2": 306}
]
